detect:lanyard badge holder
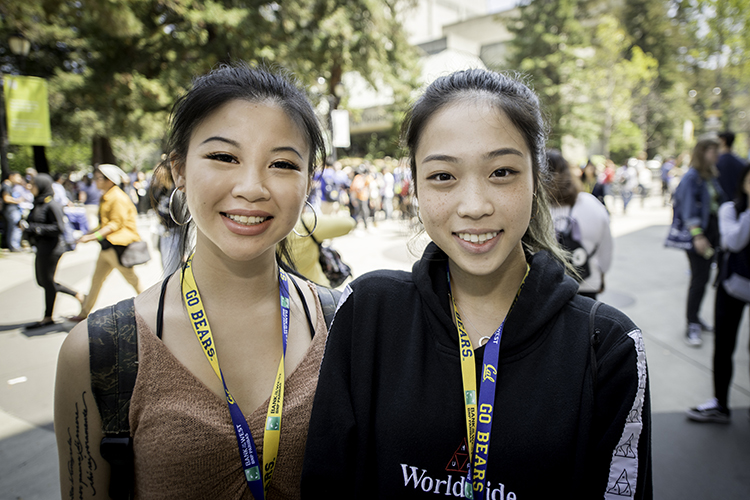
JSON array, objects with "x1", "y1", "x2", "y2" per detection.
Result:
[{"x1": 182, "y1": 255, "x2": 290, "y2": 500}]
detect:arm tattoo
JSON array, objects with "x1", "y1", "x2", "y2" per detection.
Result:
[{"x1": 67, "y1": 391, "x2": 99, "y2": 498}]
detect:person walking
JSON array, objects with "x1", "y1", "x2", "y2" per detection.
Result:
[
  {"x1": 302, "y1": 69, "x2": 652, "y2": 498},
  {"x1": 671, "y1": 138, "x2": 725, "y2": 346},
  {"x1": 67, "y1": 164, "x2": 143, "y2": 321},
  {"x1": 2, "y1": 172, "x2": 25, "y2": 251},
  {"x1": 687, "y1": 165, "x2": 750, "y2": 423},
  {"x1": 55, "y1": 63, "x2": 330, "y2": 499},
  {"x1": 716, "y1": 131, "x2": 746, "y2": 204},
  {"x1": 21, "y1": 174, "x2": 84, "y2": 328},
  {"x1": 548, "y1": 149, "x2": 614, "y2": 300}
]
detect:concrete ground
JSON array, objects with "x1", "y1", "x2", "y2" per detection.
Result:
[{"x1": 0, "y1": 194, "x2": 748, "y2": 499}]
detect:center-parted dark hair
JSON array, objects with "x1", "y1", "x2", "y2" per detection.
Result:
[
  {"x1": 401, "y1": 68, "x2": 571, "y2": 271},
  {"x1": 151, "y1": 62, "x2": 326, "y2": 273}
]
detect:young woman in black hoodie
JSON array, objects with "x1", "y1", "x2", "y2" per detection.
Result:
[
  {"x1": 302, "y1": 69, "x2": 652, "y2": 498},
  {"x1": 23, "y1": 173, "x2": 83, "y2": 328}
]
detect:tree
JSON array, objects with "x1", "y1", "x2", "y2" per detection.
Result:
[
  {"x1": 508, "y1": 0, "x2": 590, "y2": 149},
  {"x1": 2, "y1": 1, "x2": 420, "y2": 169}
]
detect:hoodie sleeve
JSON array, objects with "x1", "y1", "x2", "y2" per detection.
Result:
[
  {"x1": 591, "y1": 320, "x2": 653, "y2": 499},
  {"x1": 301, "y1": 286, "x2": 359, "y2": 495}
]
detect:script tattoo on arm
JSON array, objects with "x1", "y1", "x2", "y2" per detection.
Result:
[{"x1": 66, "y1": 391, "x2": 98, "y2": 498}]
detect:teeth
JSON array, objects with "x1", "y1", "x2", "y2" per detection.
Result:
[
  {"x1": 457, "y1": 232, "x2": 498, "y2": 243},
  {"x1": 226, "y1": 214, "x2": 267, "y2": 225}
]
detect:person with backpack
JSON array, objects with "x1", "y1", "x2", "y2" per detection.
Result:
[
  {"x1": 20, "y1": 173, "x2": 84, "y2": 329},
  {"x1": 302, "y1": 69, "x2": 652, "y2": 498},
  {"x1": 687, "y1": 165, "x2": 750, "y2": 423},
  {"x1": 547, "y1": 149, "x2": 613, "y2": 300},
  {"x1": 54, "y1": 63, "x2": 335, "y2": 500}
]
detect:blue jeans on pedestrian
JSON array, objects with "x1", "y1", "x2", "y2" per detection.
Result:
[{"x1": 4, "y1": 207, "x2": 22, "y2": 251}]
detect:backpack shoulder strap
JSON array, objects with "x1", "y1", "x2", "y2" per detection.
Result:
[
  {"x1": 316, "y1": 285, "x2": 343, "y2": 330},
  {"x1": 88, "y1": 297, "x2": 138, "y2": 500},
  {"x1": 588, "y1": 300, "x2": 603, "y2": 389}
]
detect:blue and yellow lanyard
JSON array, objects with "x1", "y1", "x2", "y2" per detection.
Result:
[
  {"x1": 447, "y1": 264, "x2": 528, "y2": 498},
  {"x1": 182, "y1": 254, "x2": 289, "y2": 500}
]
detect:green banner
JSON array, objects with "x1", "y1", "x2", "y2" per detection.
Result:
[{"x1": 4, "y1": 75, "x2": 52, "y2": 146}]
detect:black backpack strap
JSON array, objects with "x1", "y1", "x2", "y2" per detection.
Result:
[
  {"x1": 589, "y1": 300, "x2": 603, "y2": 389},
  {"x1": 88, "y1": 297, "x2": 138, "y2": 500},
  {"x1": 316, "y1": 284, "x2": 343, "y2": 330}
]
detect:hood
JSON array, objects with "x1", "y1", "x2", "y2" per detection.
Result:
[
  {"x1": 33, "y1": 173, "x2": 55, "y2": 203},
  {"x1": 412, "y1": 242, "x2": 579, "y2": 357}
]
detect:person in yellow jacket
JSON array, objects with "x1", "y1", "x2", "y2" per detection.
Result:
[
  {"x1": 68, "y1": 164, "x2": 143, "y2": 321},
  {"x1": 287, "y1": 211, "x2": 355, "y2": 287}
]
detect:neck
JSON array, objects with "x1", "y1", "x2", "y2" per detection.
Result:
[
  {"x1": 448, "y1": 243, "x2": 528, "y2": 329},
  {"x1": 190, "y1": 238, "x2": 280, "y2": 306}
]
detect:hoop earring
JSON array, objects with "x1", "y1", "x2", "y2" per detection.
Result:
[
  {"x1": 169, "y1": 188, "x2": 192, "y2": 226},
  {"x1": 293, "y1": 200, "x2": 318, "y2": 237}
]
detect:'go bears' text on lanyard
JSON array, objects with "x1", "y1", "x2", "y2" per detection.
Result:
[
  {"x1": 183, "y1": 254, "x2": 290, "y2": 500},
  {"x1": 447, "y1": 263, "x2": 528, "y2": 499}
]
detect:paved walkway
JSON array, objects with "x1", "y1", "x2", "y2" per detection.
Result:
[{"x1": 0, "y1": 196, "x2": 748, "y2": 499}]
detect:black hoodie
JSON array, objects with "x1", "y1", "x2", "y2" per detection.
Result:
[
  {"x1": 302, "y1": 242, "x2": 652, "y2": 499},
  {"x1": 26, "y1": 173, "x2": 66, "y2": 253}
]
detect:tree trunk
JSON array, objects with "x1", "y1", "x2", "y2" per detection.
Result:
[
  {"x1": 33, "y1": 146, "x2": 49, "y2": 174},
  {"x1": 92, "y1": 136, "x2": 117, "y2": 166}
]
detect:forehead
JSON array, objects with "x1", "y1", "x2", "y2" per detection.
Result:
[
  {"x1": 191, "y1": 99, "x2": 308, "y2": 146},
  {"x1": 416, "y1": 98, "x2": 529, "y2": 158}
]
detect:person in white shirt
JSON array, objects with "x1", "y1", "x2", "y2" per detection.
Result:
[{"x1": 547, "y1": 149, "x2": 614, "y2": 299}]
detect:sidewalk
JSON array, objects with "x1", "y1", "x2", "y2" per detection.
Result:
[{"x1": 1, "y1": 200, "x2": 748, "y2": 498}]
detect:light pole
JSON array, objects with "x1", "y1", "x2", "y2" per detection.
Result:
[{"x1": 1, "y1": 33, "x2": 33, "y2": 181}]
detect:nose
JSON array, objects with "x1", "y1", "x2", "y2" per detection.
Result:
[
  {"x1": 456, "y1": 176, "x2": 494, "y2": 219},
  {"x1": 231, "y1": 163, "x2": 271, "y2": 202}
]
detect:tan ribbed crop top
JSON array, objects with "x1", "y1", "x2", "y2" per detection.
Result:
[{"x1": 128, "y1": 282, "x2": 327, "y2": 499}]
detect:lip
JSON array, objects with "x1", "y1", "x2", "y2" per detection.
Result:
[
  {"x1": 453, "y1": 230, "x2": 502, "y2": 254},
  {"x1": 220, "y1": 210, "x2": 273, "y2": 236}
]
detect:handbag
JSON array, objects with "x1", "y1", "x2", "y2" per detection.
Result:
[
  {"x1": 301, "y1": 219, "x2": 352, "y2": 288},
  {"x1": 117, "y1": 240, "x2": 152, "y2": 268},
  {"x1": 664, "y1": 213, "x2": 693, "y2": 250}
]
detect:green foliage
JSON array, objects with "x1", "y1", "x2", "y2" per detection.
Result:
[
  {"x1": 7, "y1": 140, "x2": 91, "y2": 174},
  {"x1": 1, "y1": 0, "x2": 419, "y2": 169},
  {"x1": 609, "y1": 120, "x2": 644, "y2": 164}
]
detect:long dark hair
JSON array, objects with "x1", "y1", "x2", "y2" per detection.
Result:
[
  {"x1": 151, "y1": 62, "x2": 327, "y2": 271},
  {"x1": 400, "y1": 68, "x2": 571, "y2": 271}
]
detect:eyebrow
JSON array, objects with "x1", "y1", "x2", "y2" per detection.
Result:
[
  {"x1": 200, "y1": 136, "x2": 240, "y2": 148},
  {"x1": 422, "y1": 148, "x2": 524, "y2": 164},
  {"x1": 199, "y1": 137, "x2": 304, "y2": 160}
]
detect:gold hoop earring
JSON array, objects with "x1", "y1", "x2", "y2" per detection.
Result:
[
  {"x1": 169, "y1": 188, "x2": 192, "y2": 226},
  {"x1": 293, "y1": 200, "x2": 318, "y2": 237}
]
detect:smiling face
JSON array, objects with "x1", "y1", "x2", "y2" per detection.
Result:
[
  {"x1": 414, "y1": 98, "x2": 534, "y2": 280},
  {"x1": 173, "y1": 99, "x2": 310, "y2": 265}
]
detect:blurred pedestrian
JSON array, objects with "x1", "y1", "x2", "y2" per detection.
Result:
[
  {"x1": 548, "y1": 149, "x2": 613, "y2": 300},
  {"x1": 21, "y1": 174, "x2": 83, "y2": 329},
  {"x1": 67, "y1": 164, "x2": 143, "y2": 321},
  {"x1": 288, "y1": 207, "x2": 355, "y2": 287},
  {"x1": 78, "y1": 173, "x2": 101, "y2": 231},
  {"x1": 2, "y1": 172, "x2": 25, "y2": 251},
  {"x1": 671, "y1": 138, "x2": 725, "y2": 346},
  {"x1": 716, "y1": 131, "x2": 746, "y2": 202},
  {"x1": 687, "y1": 165, "x2": 750, "y2": 423}
]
